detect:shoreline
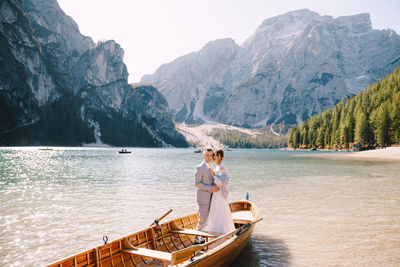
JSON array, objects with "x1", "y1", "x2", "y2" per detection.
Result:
[{"x1": 298, "y1": 147, "x2": 400, "y2": 162}]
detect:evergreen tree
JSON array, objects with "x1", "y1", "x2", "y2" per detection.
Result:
[
  {"x1": 324, "y1": 124, "x2": 332, "y2": 148},
  {"x1": 316, "y1": 127, "x2": 325, "y2": 147},
  {"x1": 339, "y1": 124, "x2": 349, "y2": 148},
  {"x1": 375, "y1": 104, "x2": 391, "y2": 147},
  {"x1": 354, "y1": 111, "x2": 369, "y2": 145},
  {"x1": 288, "y1": 127, "x2": 295, "y2": 148},
  {"x1": 346, "y1": 112, "x2": 355, "y2": 143},
  {"x1": 291, "y1": 126, "x2": 300, "y2": 148},
  {"x1": 390, "y1": 99, "x2": 400, "y2": 144},
  {"x1": 301, "y1": 128, "x2": 308, "y2": 147}
]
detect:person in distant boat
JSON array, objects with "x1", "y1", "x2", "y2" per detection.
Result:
[
  {"x1": 194, "y1": 148, "x2": 220, "y2": 243},
  {"x1": 204, "y1": 149, "x2": 235, "y2": 234}
]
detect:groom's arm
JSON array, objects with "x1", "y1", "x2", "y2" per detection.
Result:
[{"x1": 194, "y1": 166, "x2": 213, "y2": 192}]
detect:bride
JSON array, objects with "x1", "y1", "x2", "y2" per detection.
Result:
[{"x1": 204, "y1": 149, "x2": 235, "y2": 233}]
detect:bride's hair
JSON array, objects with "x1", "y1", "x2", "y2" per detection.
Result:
[{"x1": 216, "y1": 149, "x2": 224, "y2": 162}]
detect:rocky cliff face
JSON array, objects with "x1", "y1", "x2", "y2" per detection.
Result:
[
  {"x1": 0, "y1": 0, "x2": 187, "y2": 147},
  {"x1": 142, "y1": 38, "x2": 239, "y2": 124},
  {"x1": 142, "y1": 9, "x2": 400, "y2": 127}
]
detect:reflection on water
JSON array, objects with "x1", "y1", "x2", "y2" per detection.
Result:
[
  {"x1": 0, "y1": 148, "x2": 399, "y2": 266},
  {"x1": 232, "y1": 235, "x2": 291, "y2": 267}
]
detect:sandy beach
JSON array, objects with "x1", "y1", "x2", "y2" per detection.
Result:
[{"x1": 301, "y1": 147, "x2": 400, "y2": 162}]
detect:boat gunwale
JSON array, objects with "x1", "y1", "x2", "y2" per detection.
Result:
[{"x1": 46, "y1": 200, "x2": 259, "y2": 267}]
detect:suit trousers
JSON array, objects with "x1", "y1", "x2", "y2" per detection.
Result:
[{"x1": 197, "y1": 203, "x2": 210, "y2": 231}]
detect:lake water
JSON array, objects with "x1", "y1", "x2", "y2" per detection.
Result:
[{"x1": 0, "y1": 147, "x2": 399, "y2": 266}]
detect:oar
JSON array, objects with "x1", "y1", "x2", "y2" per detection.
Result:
[
  {"x1": 149, "y1": 209, "x2": 173, "y2": 227},
  {"x1": 172, "y1": 218, "x2": 263, "y2": 264}
]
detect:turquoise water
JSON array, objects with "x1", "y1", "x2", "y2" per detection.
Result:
[{"x1": 0, "y1": 148, "x2": 399, "y2": 266}]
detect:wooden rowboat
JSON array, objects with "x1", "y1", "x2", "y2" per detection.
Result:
[{"x1": 47, "y1": 200, "x2": 261, "y2": 267}]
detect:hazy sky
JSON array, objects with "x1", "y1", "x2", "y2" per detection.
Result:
[{"x1": 58, "y1": 0, "x2": 400, "y2": 82}]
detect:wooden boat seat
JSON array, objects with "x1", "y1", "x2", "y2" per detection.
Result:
[
  {"x1": 231, "y1": 210, "x2": 254, "y2": 224},
  {"x1": 122, "y1": 238, "x2": 172, "y2": 267},
  {"x1": 170, "y1": 228, "x2": 220, "y2": 238},
  {"x1": 123, "y1": 247, "x2": 171, "y2": 262}
]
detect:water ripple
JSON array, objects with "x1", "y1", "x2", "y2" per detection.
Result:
[{"x1": 0, "y1": 148, "x2": 399, "y2": 266}]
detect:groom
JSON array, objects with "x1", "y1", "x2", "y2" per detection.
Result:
[{"x1": 194, "y1": 148, "x2": 219, "y2": 240}]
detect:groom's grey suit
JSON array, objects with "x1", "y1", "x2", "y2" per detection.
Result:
[{"x1": 194, "y1": 161, "x2": 214, "y2": 231}]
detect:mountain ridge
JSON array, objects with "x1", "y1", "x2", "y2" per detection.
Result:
[{"x1": 142, "y1": 9, "x2": 400, "y2": 127}]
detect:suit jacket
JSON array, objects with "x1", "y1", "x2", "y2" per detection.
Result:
[{"x1": 194, "y1": 161, "x2": 214, "y2": 205}]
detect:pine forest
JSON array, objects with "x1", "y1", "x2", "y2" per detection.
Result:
[{"x1": 288, "y1": 66, "x2": 400, "y2": 149}]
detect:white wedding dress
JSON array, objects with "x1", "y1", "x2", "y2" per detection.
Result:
[{"x1": 204, "y1": 163, "x2": 235, "y2": 234}]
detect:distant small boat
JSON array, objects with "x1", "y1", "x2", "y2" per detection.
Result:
[
  {"x1": 119, "y1": 150, "x2": 131, "y2": 154},
  {"x1": 39, "y1": 148, "x2": 53, "y2": 151},
  {"x1": 227, "y1": 148, "x2": 232, "y2": 151},
  {"x1": 194, "y1": 149, "x2": 202, "y2": 153}
]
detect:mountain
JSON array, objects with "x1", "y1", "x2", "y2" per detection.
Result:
[
  {"x1": 288, "y1": 65, "x2": 400, "y2": 149},
  {"x1": 141, "y1": 9, "x2": 400, "y2": 127},
  {"x1": 0, "y1": 0, "x2": 187, "y2": 147}
]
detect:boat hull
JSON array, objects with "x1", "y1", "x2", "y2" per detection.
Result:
[
  {"x1": 47, "y1": 201, "x2": 259, "y2": 267},
  {"x1": 185, "y1": 224, "x2": 255, "y2": 266}
]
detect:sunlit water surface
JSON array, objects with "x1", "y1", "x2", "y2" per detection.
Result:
[{"x1": 0, "y1": 148, "x2": 399, "y2": 266}]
